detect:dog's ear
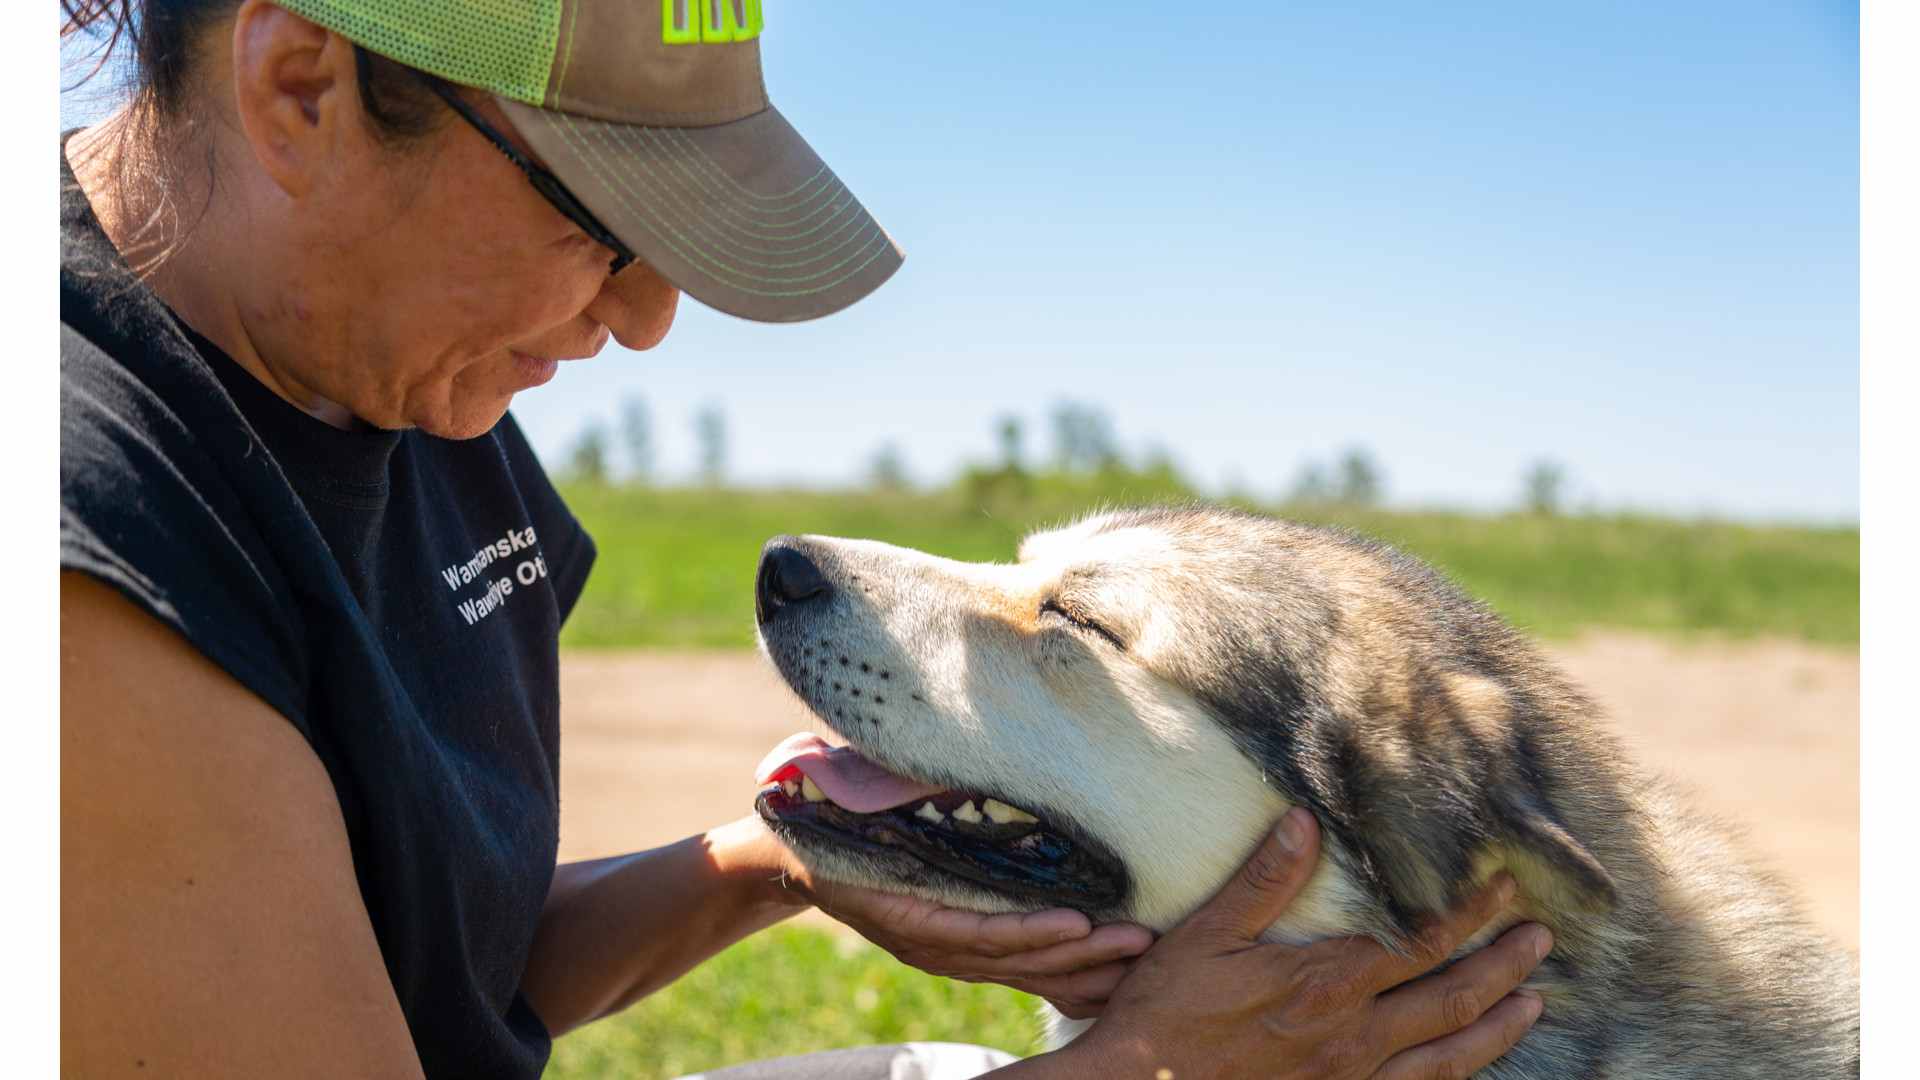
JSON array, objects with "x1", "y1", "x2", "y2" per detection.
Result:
[
  {"x1": 1443, "y1": 674, "x2": 1618, "y2": 915},
  {"x1": 1490, "y1": 792, "x2": 1618, "y2": 914}
]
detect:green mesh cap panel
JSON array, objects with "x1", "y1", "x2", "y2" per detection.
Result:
[{"x1": 273, "y1": 0, "x2": 563, "y2": 105}]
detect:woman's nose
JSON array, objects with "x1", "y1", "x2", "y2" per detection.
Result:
[{"x1": 588, "y1": 259, "x2": 680, "y2": 351}]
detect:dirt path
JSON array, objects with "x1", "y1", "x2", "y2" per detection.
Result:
[{"x1": 556, "y1": 634, "x2": 1858, "y2": 952}]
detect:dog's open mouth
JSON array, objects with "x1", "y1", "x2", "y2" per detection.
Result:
[{"x1": 753, "y1": 733, "x2": 1127, "y2": 910}]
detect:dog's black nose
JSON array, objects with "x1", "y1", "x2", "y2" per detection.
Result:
[{"x1": 756, "y1": 539, "x2": 831, "y2": 624}]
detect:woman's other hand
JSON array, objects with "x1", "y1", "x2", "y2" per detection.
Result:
[{"x1": 1062, "y1": 808, "x2": 1550, "y2": 1079}]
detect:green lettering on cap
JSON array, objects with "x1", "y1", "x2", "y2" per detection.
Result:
[{"x1": 663, "y1": 0, "x2": 761, "y2": 45}]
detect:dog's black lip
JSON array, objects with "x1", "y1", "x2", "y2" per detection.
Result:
[{"x1": 756, "y1": 787, "x2": 1129, "y2": 910}]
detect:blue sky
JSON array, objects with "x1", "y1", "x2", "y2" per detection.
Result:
[{"x1": 61, "y1": 1, "x2": 1860, "y2": 521}]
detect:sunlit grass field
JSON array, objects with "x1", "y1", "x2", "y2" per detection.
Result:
[
  {"x1": 545, "y1": 927, "x2": 1046, "y2": 1079},
  {"x1": 556, "y1": 482, "x2": 1859, "y2": 650},
  {"x1": 543, "y1": 481, "x2": 1857, "y2": 1077}
]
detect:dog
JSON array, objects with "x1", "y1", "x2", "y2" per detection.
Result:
[{"x1": 750, "y1": 505, "x2": 1859, "y2": 1077}]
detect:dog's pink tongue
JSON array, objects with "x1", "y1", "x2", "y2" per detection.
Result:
[{"x1": 755, "y1": 732, "x2": 947, "y2": 813}]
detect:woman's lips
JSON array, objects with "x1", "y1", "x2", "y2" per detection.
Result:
[
  {"x1": 511, "y1": 350, "x2": 561, "y2": 388},
  {"x1": 510, "y1": 328, "x2": 608, "y2": 390}
]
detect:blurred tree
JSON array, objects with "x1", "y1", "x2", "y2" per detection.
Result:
[
  {"x1": 867, "y1": 441, "x2": 911, "y2": 492},
  {"x1": 960, "y1": 462, "x2": 1030, "y2": 505},
  {"x1": 1522, "y1": 459, "x2": 1567, "y2": 515},
  {"x1": 995, "y1": 414, "x2": 1026, "y2": 474},
  {"x1": 962, "y1": 415, "x2": 1033, "y2": 505},
  {"x1": 1139, "y1": 444, "x2": 1182, "y2": 486},
  {"x1": 564, "y1": 420, "x2": 610, "y2": 484},
  {"x1": 1221, "y1": 467, "x2": 1254, "y2": 506},
  {"x1": 1335, "y1": 447, "x2": 1383, "y2": 507},
  {"x1": 1050, "y1": 401, "x2": 1121, "y2": 473},
  {"x1": 694, "y1": 404, "x2": 727, "y2": 488},
  {"x1": 620, "y1": 395, "x2": 653, "y2": 483},
  {"x1": 1288, "y1": 461, "x2": 1332, "y2": 505}
]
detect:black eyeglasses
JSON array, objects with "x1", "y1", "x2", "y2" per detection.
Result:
[{"x1": 419, "y1": 75, "x2": 637, "y2": 275}]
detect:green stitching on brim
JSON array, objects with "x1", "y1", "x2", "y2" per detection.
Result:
[
  {"x1": 578, "y1": 116, "x2": 883, "y2": 276},
  {"x1": 274, "y1": 0, "x2": 561, "y2": 105},
  {"x1": 552, "y1": 111, "x2": 893, "y2": 297},
  {"x1": 613, "y1": 127, "x2": 866, "y2": 257},
  {"x1": 657, "y1": 125, "x2": 832, "y2": 206}
]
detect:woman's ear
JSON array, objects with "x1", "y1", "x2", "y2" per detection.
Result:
[{"x1": 228, "y1": 0, "x2": 363, "y2": 200}]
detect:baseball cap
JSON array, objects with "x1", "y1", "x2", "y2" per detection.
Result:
[{"x1": 274, "y1": 0, "x2": 903, "y2": 323}]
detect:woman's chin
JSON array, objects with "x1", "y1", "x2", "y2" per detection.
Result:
[
  {"x1": 399, "y1": 394, "x2": 516, "y2": 441},
  {"x1": 405, "y1": 365, "x2": 540, "y2": 439},
  {"x1": 437, "y1": 406, "x2": 515, "y2": 440}
]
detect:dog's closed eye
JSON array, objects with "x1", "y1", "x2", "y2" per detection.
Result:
[{"x1": 1039, "y1": 597, "x2": 1126, "y2": 650}]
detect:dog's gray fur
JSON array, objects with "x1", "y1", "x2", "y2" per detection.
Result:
[{"x1": 755, "y1": 505, "x2": 1859, "y2": 1077}]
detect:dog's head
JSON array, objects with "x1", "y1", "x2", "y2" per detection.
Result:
[{"x1": 753, "y1": 505, "x2": 1618, "y2": 939}]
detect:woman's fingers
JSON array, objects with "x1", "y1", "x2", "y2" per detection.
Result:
[
  {"x1": 953, "y1": 922, "x2": 1156, "y2": 979},
  {"x1": 1352, "y1": 873, "x2": 1519, "y2": 993},
  {"x1": 1021, "y1": 961, "x2": 1138, "y2": 1019},
  {"x1": 956, "y1": 902, "x2": 1085, "y2": 956},
  {"x1": 1373, "y1": 991, "x2": 1545, "y2": 1080},
  {"x1": 819, "y1": 881, "x2": 1153, "y2": 992},
  {"x1": 1369, "y1": 922, "x2": 1552, "y2": 1051},
  {"x1": 822, "y1": 887, "x2": 1093, "y2": 958},
  {"x1": 1182, "y1": 808, "x2": 1322, "y2": 944}
]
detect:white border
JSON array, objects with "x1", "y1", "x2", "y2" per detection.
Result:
[
  {"x1": 1860, "y1": 0, "x2": 1913, "y2": 1073},
  {"x1": 11, "y1": 6, "x2": 65, "y2": 1077}
]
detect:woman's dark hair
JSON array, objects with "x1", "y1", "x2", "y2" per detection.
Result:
[
  {"x1": 62, "y1": 0, "x2": 460, "y2": 273},
  {"x1": 61, "y1": 0, "x2": 451, "y2": 145}
]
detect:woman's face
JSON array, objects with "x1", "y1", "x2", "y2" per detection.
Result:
[{"x1": 273, "y1": 90, "x2": 680, "y2": 439}]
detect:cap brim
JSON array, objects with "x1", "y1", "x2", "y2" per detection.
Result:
[{"x1": 496, "y1": 100, "x2": 903, "y2": 324}]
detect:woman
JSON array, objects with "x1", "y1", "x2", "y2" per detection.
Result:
[{"x1": 59, "y1": 2, "x2": 1552, "y2": 1076}]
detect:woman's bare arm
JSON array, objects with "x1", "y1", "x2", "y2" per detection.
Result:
[
  {"x1": 61, "y1": 572, "x2": 425, "y2": 1078},
  {"x1": 519, "y1": 817, "x2": 805, "y2": 1035}
]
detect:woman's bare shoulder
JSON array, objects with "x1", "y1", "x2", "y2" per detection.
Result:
[{"x1": 61, "y1": 572, "x2": 424, "y2": 1078}]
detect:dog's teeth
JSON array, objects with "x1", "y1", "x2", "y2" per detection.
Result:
[
  {"x1": 914, "y1": 801, "x2": 945, "y2": 823},
  {"x1": 801, "y1": 776, "x2": 827, "y2": 803},
  {"x1": 982, "y1": 798, "x2": 1039, "y2": 824},
  {"x1": 781, "y1": 779, "x2": 799, "y2": 798},
  {"x1": 952, "y1": 800, "x2": 983, "y2": 824}
]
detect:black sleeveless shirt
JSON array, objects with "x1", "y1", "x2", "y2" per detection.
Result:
[{"x1": 59, "y1": 142, "x2": 594, "y2": 1079}]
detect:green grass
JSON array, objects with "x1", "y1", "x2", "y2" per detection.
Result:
[
  {"x1": 556, "y1": 483, "x2": 1859, "y2": 649},
  {"x1": 544, "y1": 927, "x2": 1046, "y2": 1079}
]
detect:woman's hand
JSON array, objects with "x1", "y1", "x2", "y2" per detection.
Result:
[
  {"x1": 751, "y1": 820, "x2": 1153, "y2": 1018},
  {"x1": 807, "y1": 880, "x2": 1156, "y2": 1018},
  {"x1": 1059, "y1": 808, "x2": 1549, "y2": 1079}
]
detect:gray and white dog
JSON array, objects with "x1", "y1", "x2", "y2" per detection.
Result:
[{"x1": 751, "y1": 505, "x2": 1859, "y2": 1077}]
